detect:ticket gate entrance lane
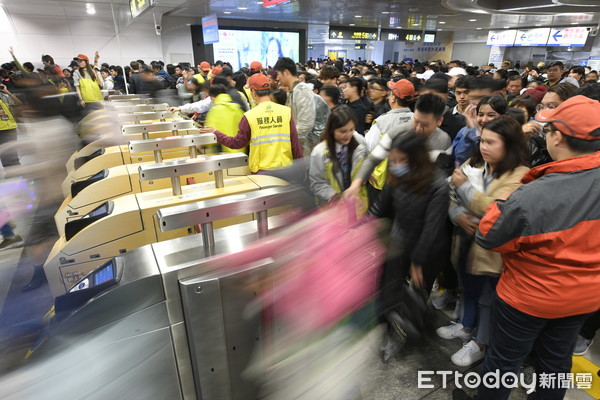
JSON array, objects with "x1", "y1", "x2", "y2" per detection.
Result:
[
  {"x1": 55, "y1": 134, "x2": 250, "y2": 236},
  {"x1": 62, "y1": 120, "x2": 199, "y2": 196},
  {"x1": 25, "y1": 186, "x2": 308, "y2": 400},
  {"x1": 117, "y1": 111, "x2": 180, "y2": 125},
  {"x1": 109, "y1": 103, "x2": 169, "y2": 113},
  {"x1": 45, "y1": 153, "x2": 289, "y2": 297}
]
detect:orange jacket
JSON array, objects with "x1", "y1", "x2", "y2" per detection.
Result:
[{"x1": 476, "y1": 152, "x2": 600, "y2": 319}]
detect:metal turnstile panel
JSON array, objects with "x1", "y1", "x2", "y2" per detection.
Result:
[{"x1": 179, "y1": 259, "x2": 273, "y2": 400}]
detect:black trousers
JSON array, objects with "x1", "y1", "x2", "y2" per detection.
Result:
[{"x1": 476, "y1": 296, "x2": 593, "y2": 400}]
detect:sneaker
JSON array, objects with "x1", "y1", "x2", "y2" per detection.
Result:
[
  {"x1": 0, "y1": 235, "x2": 24, "y2": 250},
  {"x1": 573, "y1": 335, "x2": 594, "y2": 356},
  {"x1": 436, "y1": 323, "x2": 472, "y2": 340},
  {"x1": 451, "y1": 340, "x2": 485, "y2": 367},
  {"x1": 432, "y1": 290, "x2": 458, "y2": 310}
]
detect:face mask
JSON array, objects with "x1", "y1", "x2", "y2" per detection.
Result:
[{"x1": 390, "y1": 163, "x2": 409, "y2": 177}]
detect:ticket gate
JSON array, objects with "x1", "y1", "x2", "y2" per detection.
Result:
[
  {"x1": 117, "y1": 111, "x2": 180, "y2": 126},
  {"x1": 109, "y1": 103, "x2": 169, "y2": 113},
  {"x1": 62, "y1": 120, "x2": 199, "y2": 195},
  {"x1": 56, "y1": 134, "x2": 250, "y2": 236},
  {"x1": 66, "y1": 116, "x2": 191, "y2": 174},
  {"x1": 45, "y1": 153, "x2": 288, "y2": 297},
  {"x1": 107, "y1": 94, "x2": 140, "y2": 101},
  {"x1": 23, "y1": 187, "x2": 308, "y2": 400}
]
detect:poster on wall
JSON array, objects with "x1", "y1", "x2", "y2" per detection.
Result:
[
  {"x1": 212, "y1": 29, "x2": 300, "y2": 70},
  {"x1": 201, "y1": 14, "x2": 219, "y2": 45}
]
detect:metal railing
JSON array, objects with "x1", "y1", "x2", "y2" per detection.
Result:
[
  {"x1": 128, "y1": 134, "x2": 217, "y2": 163},
  {"x1": 121, "y1": 120, "x2": 196, "y2": 139},
  {"x1": 157, "y1": 186, "x2": 304, "y2": 257},
  {"x1": 138, "y1": 153, "x2": 248, "y2": 196}
]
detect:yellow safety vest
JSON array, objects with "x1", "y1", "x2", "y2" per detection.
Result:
[
  {"x1": 79, "y1": 77, "x2": 103, "y2": 103},
  {"x1": 371, "y1": 159, "x2": 388, "y2": 190},
  {"x1": 192, "y1": 74, "x2": 208, "y2": 84},
  {"x1": 323, "y1": 148, "x2": 369, "y2": 214},
  {"x1": 0, "y1": 100, "x2": 17, "y2": 131},
  {"x1": 244, "y1": 87, "x2": 257, "y2": 109},
  {"x1": 204, "y1": 94, "x2": 246, "y2": 153},
  {"x1": 246, "y1": 101, "x2": 293, "y2": 173}
]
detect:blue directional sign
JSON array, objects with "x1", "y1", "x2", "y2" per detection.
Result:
[
  {"x1": 486, "y1": 30, "x2": 517, "y2": 47},
  {"x1": 202, "y1": 14, "x2": 219, "y2": 45},
  {"x1": 514, "y1": 28, "x2": 550, "y2": 47},
  {"x1": 548, "y1": 27, "x2": 588, "y2": 47}
]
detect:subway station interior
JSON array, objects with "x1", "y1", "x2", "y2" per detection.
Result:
[{"x1": 0, "y1": 0, "x2": 599, "y2": 399}]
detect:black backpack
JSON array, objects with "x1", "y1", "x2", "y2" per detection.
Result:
[{"x1": 529, "y1": 134, "x2": 553, "y2": 167}]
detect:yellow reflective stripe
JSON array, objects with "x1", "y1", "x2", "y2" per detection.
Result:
[{"x1": 251, "y1": 139, "x2": 292, "y2": 146}]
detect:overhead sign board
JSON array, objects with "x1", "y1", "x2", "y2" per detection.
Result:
[
  {"x1": 547, "y1": 27, "x2": 589, "y2": 47},
  {"x1": 514, "y1": 28, "x2": 550, "y2": 47},
  {"x1": 329, "y1": 26, "x2": 378, "y2": 40},
  {"x1": 380, "y1": 29, "x2": 435, "y2": 42},
  {"x1": 201, "y1": 14, "x2": 219, "y2": 44},
  {"x1": 486, "y1": 30, "x2": 517, "y2": 47},
  {"x1": 130, "y1": 0, "x2": 155, "y2": 18}
]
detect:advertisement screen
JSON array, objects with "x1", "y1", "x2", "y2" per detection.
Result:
[{"x1": 212, "y1": 29, "x2": 300, "y2": 70}]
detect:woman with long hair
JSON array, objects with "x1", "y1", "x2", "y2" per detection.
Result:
[
  {"x1": 452, "y1": 95, "x2": 508, "y2": 165},
  {"x1": 438, "y1": 115, "x2": 530, "y2": 367},
  {"x1": 309, "y1": 105, "x2": 368, "y2": 207},
  {"x1": 72, "y1": 53, "x2": 103, "y2": 109},
  {"x1": 370, "y1": 132, "x2": 450, "y2": 362}
]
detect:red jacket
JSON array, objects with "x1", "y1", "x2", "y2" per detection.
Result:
[{"x1": 476, "y1": 152, "x2": 600, "y2": 318}]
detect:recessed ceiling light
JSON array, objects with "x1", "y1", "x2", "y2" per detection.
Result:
[
  {"x1": 382, "y1": 11, "x2": 390, "y2": 14},
  {"x1": 469, "y1": 19, "x2": 477, "y2": 22},
  {"x1": 224, "y1": 11, "x2": 232, "y2": 14},
  {"x1": 476, "y1": 27, "x2": 482, "y2": 30},
  {"x1": 504, "y1": 26, "x2": 509, "y2": 28},
  {"x1": 238, "y1": 7, "x2": 248, "y2": 10},
  {"x1": 439, "y1": 21, "x2": 446, "y2": 24},
  {"x1": 571, "y1": 22, "x2": 578, "y2": 25},
  {"x1": 355, "y1": 15, "x2": 362, "y2": 18},
  {"x1": 349, "y1": 23, "x2": 355, "y2": 26},
  {"x1": 413, "y1": 23, "x2": 419, "y2": 26},
  {"x1": 86, "y1": 3, "x2": 96, "y2": 15},
  {"x1": 535, "y1": 24, "x2": 541, "y2": 26},
  {"x1": 438, "y1": 29, "x2": 442, "y2": 31}
]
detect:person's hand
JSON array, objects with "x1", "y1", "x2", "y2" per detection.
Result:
[
  {"x1": 365, "y1": 112, "x2": 374, "y2": 125},
  {"x1": 168, "y1": 107, "x2": 180, "y2": 113},
  {"x1": 0, "y1": 83, "x2": 8, "y2": 93},
  {"x1": 199, "y1": 126, "x2": 216, "y2": 133},
  {"x1": 343, "y1": 180, "x2": 363, "y2": 199},
  {"x1": 456, "y1": 213, "x2": 479, "y2": 236},
  {"x1": 410, "y1": 263, "x2": 424, "y2": 288},
  {"x1": 529, "y1": 70, "x2": 539, "y2": 78},
  {"x1": 522, "y1": 121, "x2": 542, "y2": 137},
  {"x1": 79, "y1": 99, "x2": 86, "y2": 108},
  {"x1": 465, "y1": 104, "x2": 478, "y2": 129},
  {"x1": 328, "y1": 193, "x2": 341, "y2": 203},
  {"x1": 94, "y1": 51, "x2": 100, "y2": 61},
  {"x1": 451, "y1": 168, "x2": 468, "y2": 188},
  {"x1": 8, "y1": 46, "x2": 14, "y2": 56}
]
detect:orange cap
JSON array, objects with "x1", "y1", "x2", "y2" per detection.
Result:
[
  {"x1": 211, "y1": 66, "x2": 223, "y2": 76},
  {"x1": 535, "y1": 95, "x2": 600, "y2": 140},
  {"x1": 199, "y1": 61, "x2": 211, "y2": 71},
  {"x1": 250, "y1": 61, "x2": 263, "y2": 72},
  {"x1": 387, "y1": 79, "x2": 415, "y2": 100},
  {"x1": 248, "y1": 73, "x2": 271, "y2": 91},
  {"x1": 76, "y1": 54, "x2": 89, "y2": 62}
]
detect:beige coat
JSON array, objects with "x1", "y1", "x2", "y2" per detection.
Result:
[{"x1": 465, "y1": 164, "x2": 530, "y2": 276}]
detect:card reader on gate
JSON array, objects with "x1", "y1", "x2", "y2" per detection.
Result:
[{"x1": 54, "y1": 257, "x2": 123, "y2": 321}]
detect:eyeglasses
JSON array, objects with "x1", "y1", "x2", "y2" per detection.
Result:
[
  {"x1": 369, "y1": 86, "x2": 387, "y2": 92},
  {"x1": 535, "y1": 103, "x2": 559, "y2": 112}
]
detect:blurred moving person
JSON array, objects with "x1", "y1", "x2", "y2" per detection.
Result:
[{"x1": 370, "y1": 132, "x2": 449, "y2": 361}]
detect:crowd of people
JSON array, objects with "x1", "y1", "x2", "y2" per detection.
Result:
[{"x1": 1, "y1": 48, "x2": 600, "y2": 400}]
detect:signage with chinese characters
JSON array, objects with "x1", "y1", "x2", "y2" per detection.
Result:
[
  {"x1": 201, "y1": 14, "x2": 219, "y2": 45},
  {"x1": 486, "y1": 30, "x2": 517, "y2": 47},
  {"x1": 547, "y1": 27, "x2": 589, "y2": 47},
  {"x1": 329, "y1": 26, "x2": 378, "y2": 40},
  {"x1": 130, "y1": 0, "x2": 155, "y2": 18},
  {"x1": 514, "y1": 28, "x2": 550, "y2": 47},
  {"x1": 380, "y1": 29, "x2": 435, "y2": 42}
]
